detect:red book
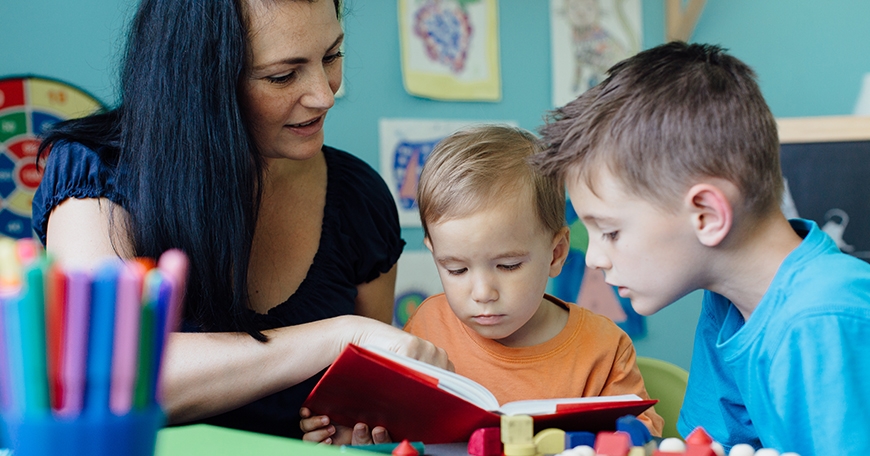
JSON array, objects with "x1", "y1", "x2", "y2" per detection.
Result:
[{"x1": 303, "y1": 344, "x2": 657, "y2": 444}]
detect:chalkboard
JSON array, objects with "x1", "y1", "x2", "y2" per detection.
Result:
[{"x1": 778, "y1": 116, "x2": 870, "y2": 262}]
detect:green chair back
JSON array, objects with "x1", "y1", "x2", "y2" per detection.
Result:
[{"x1": 636, "y1": 356, "x2": 689, "y2": 439}]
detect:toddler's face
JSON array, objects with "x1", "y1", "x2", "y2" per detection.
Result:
[
  {"x1": 425, "y1": 194, "x2": 568, "y2": 347},
  {"x1": 567, "y1": 169, "x2": 704, "y2": 316}
]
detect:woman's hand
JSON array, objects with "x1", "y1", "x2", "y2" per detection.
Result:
[{"x1": 340, "y1": 315, "x2": 453, "y2": 371}]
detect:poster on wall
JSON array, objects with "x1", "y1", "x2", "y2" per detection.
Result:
[
  {"x1": 393, "y1": 250, "x2": 443, "y2": 327},
  {"x1": 398, "y1": 0, "x2": 501, "y2": 101},
  {"x1": 549, "y1": 0, "x2": 642, "y2": 108},
  {"x1": 550, "y1": 201, "x2": 645, "y2": 337},
  {"x1": 0, "y1": 76, "x2": 103, "y2": 239},
  {"x1": 379, "y1": 118, "x2": 517, "y2": 227},
  {"x1": 781, "y1": 141, "x2": 870, "y2": 263}
]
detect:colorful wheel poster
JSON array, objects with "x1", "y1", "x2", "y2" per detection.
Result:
[{"x1": 0, "y1": 76, "x2": 103, "y2": 239}]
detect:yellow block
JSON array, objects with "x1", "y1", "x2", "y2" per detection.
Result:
[
  {"x1": 533, "y1": 428, "x2": 566, "y2": 454},
  {"x1": 500, "y1": 414, "x2": 533, "y2": 445}
]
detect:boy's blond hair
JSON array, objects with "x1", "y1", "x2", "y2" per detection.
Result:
[
  {"x1": 535, "y1": 42, "x2": 783, "y2": 220},
  {"x1": 418, "y1": 124, "x2": 566, "y2": 238}
]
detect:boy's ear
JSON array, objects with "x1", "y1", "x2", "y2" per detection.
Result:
[
  {"x1": 685, "y1": 182, "x2": 733, "y2": 247},
  {"x1": 423, "y1": 236, "x2": 433, "y2": 253},
  {"x1": 548, "y1": 226, "x2": 571, "y2": 278}
]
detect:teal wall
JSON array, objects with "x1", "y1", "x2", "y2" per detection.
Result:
[{"x1": 2, "y1": 1, "x2": 868, "y2": 371}]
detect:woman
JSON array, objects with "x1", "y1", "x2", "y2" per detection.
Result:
[{"x1": 33, "y1": 0, "x2": 448, "y2": 440}]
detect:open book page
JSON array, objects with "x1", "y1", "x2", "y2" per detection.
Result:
[
  {"x1": 362, "y1": 346, "x2": 645, "y2": 417},
  {"x1": 497, "y1": 394, "x2": 643, "y2": 416},
  {"x1": 362, "y1": 345, "x2": 500, "y2": 411}
]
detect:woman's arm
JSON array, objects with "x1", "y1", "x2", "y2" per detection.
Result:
[
  {"x1": 45, "y1": 197, "x2": 134, "y2": 267},
  {"x1": 46, "y1": 199, "x2": 450, "y2": 423},
  {"x1": 161, "y1": 314, "x2": 446, "y2": 423},
  {"x1": 354, "y1": 264, "x2": 398, "y2": 324}
]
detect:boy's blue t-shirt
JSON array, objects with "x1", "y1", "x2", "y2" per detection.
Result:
[{"x1": 678, "y1": 219, "x2": 870, "y2": 456}]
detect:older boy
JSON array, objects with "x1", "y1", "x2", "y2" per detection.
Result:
[
  {"x1": 535, "y1": 41, "x2": 870, "y2": 455},
  {"x1": 300, "y1": 125, "x2": 663, "y2": 445}
]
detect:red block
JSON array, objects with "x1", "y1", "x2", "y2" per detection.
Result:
[
  {"x1": 392, "y1": 439, "x2": 419, "y2": 456},
  {"x1": 594, "y1": 431, "x2": 632, "y2": 456},
  {"x1": 468, "y1": 427, "x2": 502, "y2": 456},
  {"x1": 685, "y1": 427, "x2": 713, "y2": 446},
  {"x1": 685, "y1": 445, "x2": 716, "y2": 456}
]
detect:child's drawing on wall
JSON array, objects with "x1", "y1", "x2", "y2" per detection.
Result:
[
  {"x1": 400, "y1": 0, "x2": 501, "y2": 101},
  {"x1": 550, "y1": 0, "x2": 641, "y2": 107}
]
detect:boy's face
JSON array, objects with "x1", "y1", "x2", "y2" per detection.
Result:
[
  {"x1": 567, "y1": 169, "x2": 704, "y2": 316},
  {"x1": 425, "y1": 194, "x2": 569, "y2": 347}
]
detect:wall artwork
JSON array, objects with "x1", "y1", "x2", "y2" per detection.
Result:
[
  {"x1": 0, "y1": 76, "x2": 102, "y2": 239},
  {"x1": 379, "y1": 118, "x2": 517, "y2": 227},
  {"x1": 549, "y1": 0, "x2": 642, "y2": 108},
  {"x1": 550, "y1": 201, "x2": 646, "y2": 337},
  {"x1": 398, "y1": 0, "x2": 501, "y2": 101}
]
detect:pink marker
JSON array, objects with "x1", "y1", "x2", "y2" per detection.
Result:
[
  {"x1": 110, "y1": 262, "x2": 145, "y2": 415},
  {"x1": 57, "y1": 270, "x2": 91, "y2": 417},
  {"x1": 14, "y1": 238, "x2": 41, "y2": 266},
  {"x1": 155, "y1": 249, "x2": 188, "y2": 402},
  {"x1": 157, "y1": 249, "x2": 188, "y2": 337}
]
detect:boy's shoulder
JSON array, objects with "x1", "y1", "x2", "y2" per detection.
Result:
[
  {"x1": 704, "y1": 219, "x2": 870, "y2": 329},
  {"x1": 403, "y1": 293, "x2": 454, "y2": 334},
  {"x1": 776, "y1": 220, "x2": 870, "y2": 299}
]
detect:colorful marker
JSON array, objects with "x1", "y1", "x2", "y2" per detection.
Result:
[
  {"x1": 86, "y1": 260, "x2": 121, "y2": 414},
  {"x1": 58, "y1": 269, "x2": 92, "y2": 417},
  {"x1": 110, "y1": 262, "x2": 145, "y2": 415}
]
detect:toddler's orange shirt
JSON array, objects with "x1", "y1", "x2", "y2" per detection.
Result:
[{"x1": 404, "y1": 293, "x2": 664, "y2": 436}]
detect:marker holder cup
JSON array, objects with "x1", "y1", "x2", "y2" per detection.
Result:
[{"x1": 1, "y1": 408, "x2": 164, "y2": 456}]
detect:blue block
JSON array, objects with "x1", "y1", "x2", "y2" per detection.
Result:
[
  {"x1": 616, "y1": 415, "x2": 652, "y2": 446},
  {"x1": 565, "y1": 431, "x2": 596, "y2": 449}
]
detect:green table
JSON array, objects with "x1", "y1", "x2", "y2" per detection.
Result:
[{"x1": 155, "y1": 424, "x2": 371, "y2": 455}]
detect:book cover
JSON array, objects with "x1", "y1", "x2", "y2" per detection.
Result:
[{"x1": 302, "y1": 344, "x2": 657, "y2": 443}]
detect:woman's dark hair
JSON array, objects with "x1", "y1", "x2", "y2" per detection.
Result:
[{"x1": 38, "y1": 0, "x2": 338, "y2": 340}]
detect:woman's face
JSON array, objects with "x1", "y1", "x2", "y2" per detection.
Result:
[{"x1": 240, "y1": 0, "x2": 343, "y2": 161}]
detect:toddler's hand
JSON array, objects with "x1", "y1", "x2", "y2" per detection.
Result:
[
  {"x1": 300, "y1": 407, "x2": 337, "y2": 444},
  {"x1": 300, "y1": 407, "x2": 392, "y2": 445}
]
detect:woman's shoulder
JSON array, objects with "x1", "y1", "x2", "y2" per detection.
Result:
[
  {"x1": 322, "y1": 144, "x2": 398, "y2": 223},
  {"x1": 32, "y1": 140, "x2": 124, "y2": 244},
  {"x1": 39, "y1": 140, "x2": 121, "y2": 192},
  {"x1": 318, "y1": 145, "x2": 405, "y2": 283}
]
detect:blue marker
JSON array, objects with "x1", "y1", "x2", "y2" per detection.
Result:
[
  {"x1": 86, "y1": 260, "x2": 121, "y2": 414},
  {"x1": 0, "y1": 296, "x2": 11, "y2": 412}
]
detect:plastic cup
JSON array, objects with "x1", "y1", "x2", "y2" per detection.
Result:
[{"x1": 1, "y1": 408, "x2": 164, "y2": 456}]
